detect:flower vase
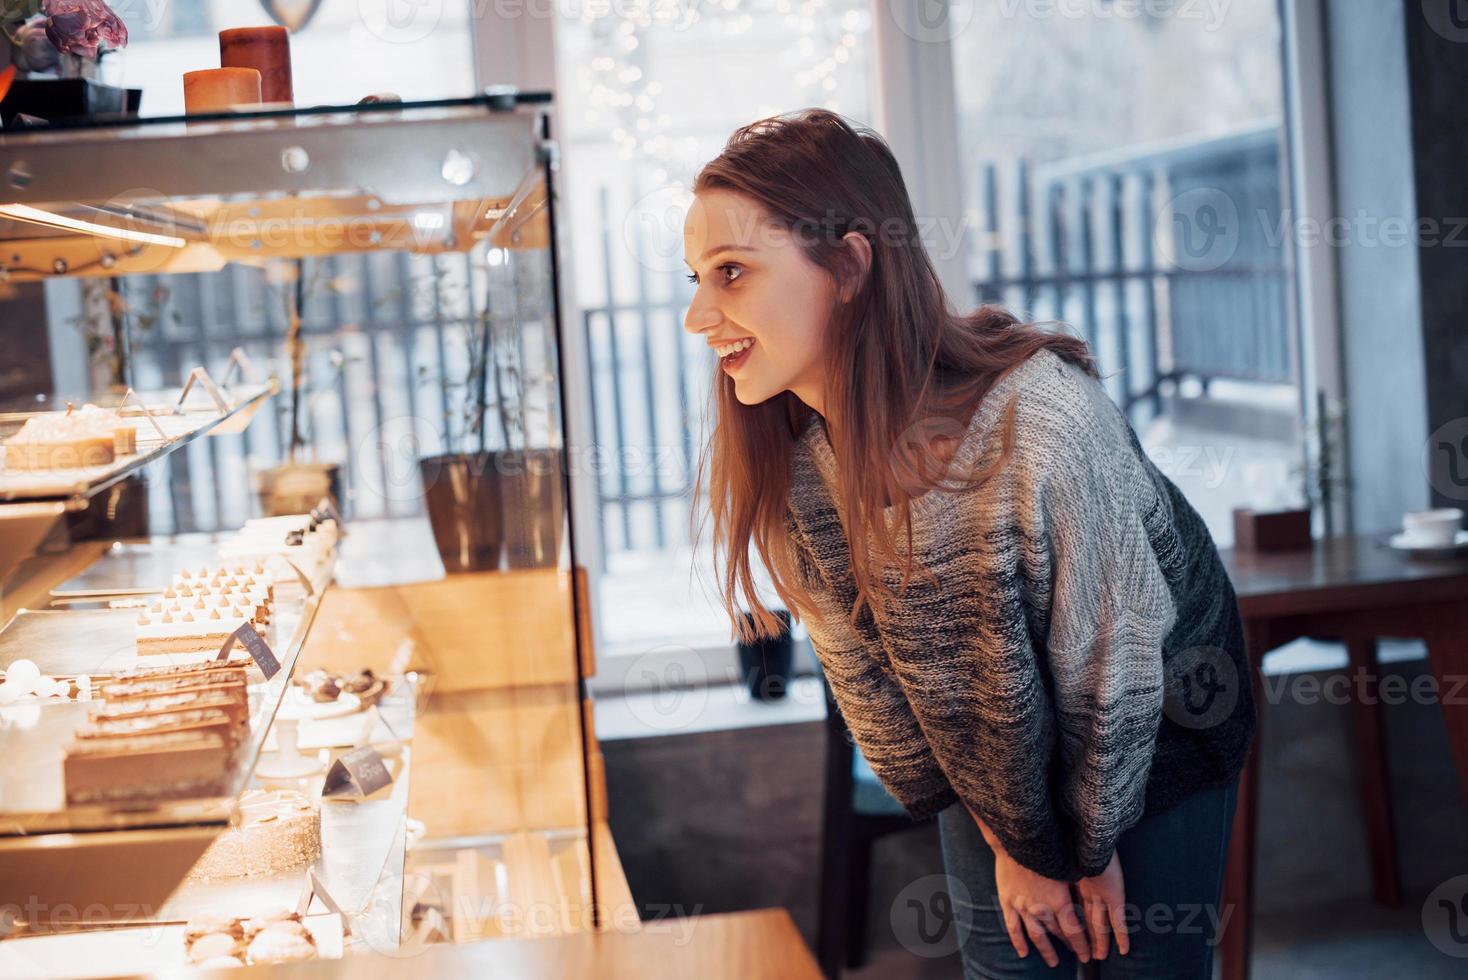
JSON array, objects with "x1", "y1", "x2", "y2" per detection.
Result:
[{"x1": 58, "y1": 52, "x2": 98, "y2": 81}]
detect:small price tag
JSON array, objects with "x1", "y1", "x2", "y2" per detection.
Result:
[
  {"x1": 322, "y1": 745, "x2": 393, "y2": 799},
  {"x1": 216, "y1": 622, "x2": 281, "y2": 680}
]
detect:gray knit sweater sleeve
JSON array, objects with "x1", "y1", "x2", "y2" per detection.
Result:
[
  {"x1": 788, "y1": 349, "x2": 1179, "y2": 881},
  {"x1": 786, "y1": 517, "x2": 960, "y2": 817}
]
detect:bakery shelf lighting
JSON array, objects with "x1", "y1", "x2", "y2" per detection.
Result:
[{"x1": 0, "y1": 204, "x2": 187, "y2": 248}]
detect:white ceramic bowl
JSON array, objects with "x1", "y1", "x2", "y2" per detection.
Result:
[{"x1": 1403, "y1": 507, "x2": 1464, "y2": 546}]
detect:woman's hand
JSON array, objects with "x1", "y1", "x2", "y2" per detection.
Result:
[
  {"x1": 966, "y1": 805, "x2": 1090, "y2": 967},
  {"x1": 1074, "y1": 851, "x2": 1129, "y2": 959},
  {"x1": 991, "y1": 848, "x2": 1091, "y2": 967}
]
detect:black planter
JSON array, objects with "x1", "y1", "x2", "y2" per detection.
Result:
[
  {"x1": 498, "y1": 447, "x2": 565, "y2": 570},
  {"x1": 419, "y1": 452, "x2": 505, "y2": 574},
  {"x1": 736, "y1": 608, "x2": 793, "y2": 702}
]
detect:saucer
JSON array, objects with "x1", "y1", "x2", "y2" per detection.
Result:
[{"x1": 1388, "y1": 529, "x2": 1468, "y2": 556}]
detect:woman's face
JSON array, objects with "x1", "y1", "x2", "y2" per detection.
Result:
[{"x1": 682, "y1": 190, "x2": 837, "y2": 412}]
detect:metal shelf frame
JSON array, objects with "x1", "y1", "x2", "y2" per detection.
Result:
[{"x1": 0, "y1": 379, "x2": 275, "y2": 506}]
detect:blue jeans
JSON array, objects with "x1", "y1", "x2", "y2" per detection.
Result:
[{"x1": 937, "y1": 777, "x2": 1239, "y2": 980}]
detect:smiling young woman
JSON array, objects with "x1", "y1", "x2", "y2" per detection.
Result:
[{"x1": 681, "y1": 109, "x2": 1256, "y2": 979}]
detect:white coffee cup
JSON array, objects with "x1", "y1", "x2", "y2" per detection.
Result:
[{"x1": 1402, "y1": 507, "x2": 1463, "y2": 547}]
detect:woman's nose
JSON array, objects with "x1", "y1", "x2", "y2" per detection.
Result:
[{"x1": 683, "y1": 290, "x2": 722, "y2": 335}]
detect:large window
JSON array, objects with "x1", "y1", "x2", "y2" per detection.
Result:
[
  {"x1": 554, "y1": 1, "x2": 875, "y2": 657},
  {"x1": 949, "y1": 1, "x2": 1299, "y2": 541},
  {"x1": 60, "y1": 1, "x2": 1305, "y2": 660}
]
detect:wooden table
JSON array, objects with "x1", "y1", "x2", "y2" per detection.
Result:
[
  {"x1": 231, "y1": 908, "x2": 819, "y2": 979},
  {"x1": 1218, "y1": 534, "x2": 1468, "y2": 980}
]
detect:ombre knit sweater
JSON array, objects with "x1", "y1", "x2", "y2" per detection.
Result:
[{"x1": 785, "y1": 348, "x2": 1256, "y2": 881}]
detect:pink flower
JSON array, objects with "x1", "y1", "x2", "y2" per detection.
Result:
[{"x1": 41, "y1": 0, "x2": 128, "y2": 60}]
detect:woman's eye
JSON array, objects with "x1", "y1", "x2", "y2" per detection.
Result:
[{"x1": 685, "y1": 264, "x2": 743, "y2": 286}]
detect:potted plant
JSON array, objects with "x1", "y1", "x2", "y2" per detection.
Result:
[
  {"x1": 59, "y1": 277, "x2": 171, "y2": 541},
  {"x1": 736, "y1": 608, "x2": 793, "y2": 701},
  {"x1": 72, "y1": 276, "x2": 172, "y2": 392},
  {"x1": 1233, "y1": 395, "x2": 1350, "y2": 551},
  {"x1": 255, "y1": 258, "x2": 344, "y2": 517},
  {"x1": 417, "y1": 250, "x2": 564, "y2": 573}
]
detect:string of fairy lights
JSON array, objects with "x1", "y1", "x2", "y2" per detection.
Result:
[{"x1": 572, "y1": 0, "x2": 872, "y2": 173}]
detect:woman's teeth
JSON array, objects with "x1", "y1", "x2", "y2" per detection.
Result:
[{"x1": 717, "y1": 338, "x2": 754, "y2": 358}]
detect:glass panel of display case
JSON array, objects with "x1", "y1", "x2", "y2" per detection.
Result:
[{"x1": 0, "y1": 97, "x2": 601, "y2": 956}]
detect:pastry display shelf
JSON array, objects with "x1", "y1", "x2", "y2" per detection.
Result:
[
  {"x1": 0, "y1": 92, "x2": 555, "y2": 282},
  {"x1": 0, "y1": 378, "x2": 272, "y2": 666},
  {"x1": 0, "y1": 564, "x2": 328, "y2": 837},
  {"x1": 155, "y1": 695, "x2": 415, "y2": 938},
  {"x1": 0, "y1": 377, "x2": 275, "y2": 506}
]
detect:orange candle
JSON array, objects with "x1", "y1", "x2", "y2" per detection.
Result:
[
  {"x1": 183, "y1": 67, "x2": 263, "y2": 113},
  {"x1": 219, "y1": 26, "x2": 294, "y2": 106}
]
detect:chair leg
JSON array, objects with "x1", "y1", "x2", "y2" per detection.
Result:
[
  {"x1": 1345, "y1": 634, "x2": 1402, "y2": 907},
  {"x1": 1221, "y1": 730, "x2": 1259, "y2": 980},
  {"x1": 817, "y1": 682, "x2": 855, "y2": 980},
  {"x1": 844, "y1": 829, "x2": 873, "y2": 970},
  {"x1": 1220, "y1": 617, "x2": 1269, "y2": 980}
]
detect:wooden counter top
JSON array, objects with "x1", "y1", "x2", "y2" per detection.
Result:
[{"x1": 241, "y1": 908, "x2": 819, "y2": 979}]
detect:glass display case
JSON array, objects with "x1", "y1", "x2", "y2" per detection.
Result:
[{"x1": 0, "y1": 92, "x2": 613, "y2": 972}]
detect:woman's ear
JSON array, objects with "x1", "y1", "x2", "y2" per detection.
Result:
[{"x1": 837, "y1": 230, "x2": 873, "y2": 303}]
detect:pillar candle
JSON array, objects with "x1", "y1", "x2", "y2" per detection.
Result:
[
  {"x1": 183, "y1": 67, "x2": 263, "y2": 114},
  {"x1": 219, "y1": 26, "x2": 295, "y2": 106}
]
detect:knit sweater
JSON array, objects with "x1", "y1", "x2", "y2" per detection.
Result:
[{"x1": 785, "y1": 347, "x2": 1256, "y2": 882}]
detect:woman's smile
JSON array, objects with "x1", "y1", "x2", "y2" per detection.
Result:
[{"x1": 719, "y1": 338, "x2": 755, "y2": 372}]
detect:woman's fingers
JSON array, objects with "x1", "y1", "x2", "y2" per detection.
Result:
[
  {"x1": 1083, "y1": 894, "x2": 1110, "y2": 960},
  {"x1": 1108, "y1": 898, "x2": 1131, "y2": 956},
  {"x1": 1001, "y1": 903, "x2": 1029, "y2": 959},
  {"x1": 1020, "y1": 911, "x2": 1060, "y2": 968},
  {"x1": 1048, "y1": 900, "x2": 1092, "y2": 963}
]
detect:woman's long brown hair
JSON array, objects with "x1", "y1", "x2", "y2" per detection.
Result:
[{"x1": 691, "y1": 108, "x2": 1098, "y2": 643}]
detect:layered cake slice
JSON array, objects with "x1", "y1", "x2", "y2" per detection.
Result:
[
  {"x1": 2, "y1": 407, "x2": 139, "y2": 471},
  {"x1": 107, "y1": 661, "x2": 251, "y2": 686},
  {"x1": 74, "y1": 403, "x2": 139, "y2": 454},
  {"x1": 63, "y1": 659, "x2": 255, "y2": 806},
  {"x1": 97, "y1": 679, "x2": 249, "y2": 738},
  {"x1": 63, "y1": 730, "x2": 230, "y2": 804},
  {"x1": 135, "y1": 565, "x2": 276, "y2": 658},
  {"x1": 90, "y1": 687, "x2": 250, "y2": 729},
  {"x1": 78, "y1": 705, "x2": 242, "y2": 748},
  {"x1": 98, "y1": 672, "x2": 248, "y2": 703}
]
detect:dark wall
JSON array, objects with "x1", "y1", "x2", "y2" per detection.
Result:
[
  {"x1": 0, "y1": 283, "x2": 54, "y2": 407},
  {"x1": 602, "y1": 721, "x2": 830, "y2": 939},
  {"x1": 1328, "y1": 1, "x2": 1468, "y2": 527},
  {"x1": 1403, "y1": 2, "x2": 1468, "y2": 509}
]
